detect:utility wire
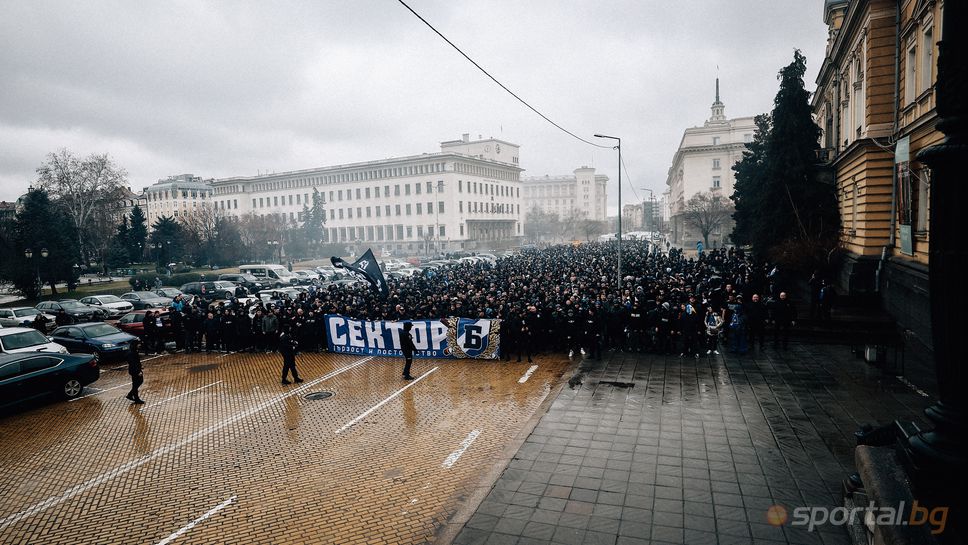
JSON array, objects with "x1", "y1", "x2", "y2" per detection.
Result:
[
  {"x1": 396, "y1": 0, "x2": 610, "y2": 149},
  {"x1": 621, "y1": 155, "x2": 641, "y2": 202}
]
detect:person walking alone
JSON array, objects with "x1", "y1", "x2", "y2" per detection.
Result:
[
  {"x1": 401, "y1": 322, "x2": 415, "y2": 380},
  {"x1": 279, "y1": 328, "x2": 302, "y2": 385},
  {"x1": 126, "y1": 340, "x2": 145, "y2": 404}
]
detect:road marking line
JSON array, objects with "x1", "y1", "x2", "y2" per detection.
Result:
[
  {"x1": 217, "y1": 351, "x2": 236, "y2": 359},
  {"x1": 143, "y1": 354, "x2": 165, "y2": 362},
  {"x1": 0, "y1": 356, "x2": 372, "y2": 530},
  {"x1": 156, "y1": 495, "x2": 237, "y2": 545},
  {"x1": 335, "y1": 366, "x2": 438, "y2": 434},
  {"x1": 895, "y1": 375, "x2": 930, "y2": 398},
  {"x1": 69, "y1": 384, "x2": 125, "y2": 402},
  {"x1": 442, "y1": 429, "x2": 481, "y2": 468},
  {"x1": 143, "y1": 381, "x2": 222, "y2": 409},
  {"x1": 518, "y1": 365, "x2": 538, "y2": 384}
]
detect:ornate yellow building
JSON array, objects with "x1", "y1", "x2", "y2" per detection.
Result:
[{"x1": 813, "y1": 0, "x2": 943, "y2": 346}]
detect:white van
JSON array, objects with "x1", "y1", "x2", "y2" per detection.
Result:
[{"x1": 239, "y1": 264, "x2": 298, "y2": 288}]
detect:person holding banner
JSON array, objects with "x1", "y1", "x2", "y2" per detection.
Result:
[{"x1": 401, "y1": 322, "x2": 415, "y2": 380}]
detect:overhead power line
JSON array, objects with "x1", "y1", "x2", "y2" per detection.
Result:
[{"x1": 396, "y1": 0, "x2": 610, "y2": 149}]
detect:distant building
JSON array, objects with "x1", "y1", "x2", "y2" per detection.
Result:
[
  {"x1": 208, "y1": 134, "x2": 524, "y2": 252},
  {"x1": 812, "y1": 0, "x2": 942, "y2": 347},
  {"x1": 143, "y1": 174, "x2": 215, "y2": 228},
  {"x1": 0, "y1": 201, "x2": 15, "y2": 222},
  {"x1": 665, "y1": 79, "x2": 755, "y2": 247},
  {"x1": 521, "y1": 167, "x2": 608, "y2": 222}
]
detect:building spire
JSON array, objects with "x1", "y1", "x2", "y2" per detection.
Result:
[{"x1": 708, "y1": 76, "x2": 726, "y2": 124}]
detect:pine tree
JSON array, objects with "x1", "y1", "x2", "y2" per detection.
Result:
[
  {"x1": 731, "y1": 50, "x2": 839, "y2": 265},
  {"x1": 128, "y1": 205, "x2": 148, "y2": 261},
  {"x1": 11, "y1": 189, "x2": 81, "y2": 298}
]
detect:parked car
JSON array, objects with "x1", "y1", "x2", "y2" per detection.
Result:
[
  {"x1": 79, "y1": 295, "x2": 135, "y2": 318},
  {"x1": 112, "y1": 310, "x2": 175, "y2": 341},
  {"x1": 218, "y1": 273, "x2": 267, "y2": 293},
  {"x1": 291, "y1": 270, "x2": 319, "y2": 285},
  {"x1": 36, "y1": 300, "x2": 109, "y2": 322},
  {"x1": 49, "y1": 323, "x2": 138, "y2": 361},
  {"x1": 180, "y1": 281, "x2": 245, "y2": 302},
  {"x1": 239, "y1": 264, "x2": 298, "y2": 288},
  {"x1": 154, "y1": 288, "x2": 196, "y2": 307},
  {"x1": 0, "y1": 352, "x2": 100, "y2": 406},
  {"x1": 0, "y1": 327, "x2": 69, "y2": 355},
  {"x1": 120, "y1": 291, "x2": 173, "y2": 310},
  {"x1": 0, "y1": 307, "x2": 57, "y2": 331},
  {"x1": 253, "y1": 288, "x2": 303, "y2": 307}
]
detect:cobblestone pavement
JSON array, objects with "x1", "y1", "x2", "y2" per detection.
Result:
[
  {"x1": 451, "y1": 343, "x2": 936, "y2": 545},
  {"x1": 0, "y1": 350, "x2": 571, "y2": 544}
]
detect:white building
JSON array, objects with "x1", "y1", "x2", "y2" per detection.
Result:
[
  {"x1": 665, "y1": 80, "x2": 755, "y2": 247},
  {"x1": 521, "y1": 167, "x2": 608, "y2": 222},
  {"x1": 143, "y1": 174, "x2": 214, "y2": 227},
  {"x1": 208, "y1": 134, "x2": 524, "y2": 253}
]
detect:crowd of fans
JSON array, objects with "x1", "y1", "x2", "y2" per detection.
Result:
[{"x1": 84, "y1": 241, "x2": 800, "y2": 360}]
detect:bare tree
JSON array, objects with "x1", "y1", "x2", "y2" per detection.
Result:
[
  {"x1": 36, "y1": 149, "x2": 128, "y2": 262},
  {"x1": 580, "y1": 219, "x2": 606, "y2": 242},
  {"x1": 683, "y1": 191, "x2": 734, "y2": 248}
]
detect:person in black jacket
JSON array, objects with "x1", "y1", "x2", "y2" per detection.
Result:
[
  {"x1": 400, "y1": 322, "x2": 415, "y2": 380},
  {"x1": 770, "y1": 291, "x2": 797, "y2": 349},
  {"x1": 125, "y1": 341, "x2": 145, "y2": 404},
  {"x1": 279, "y1": 328, "x2": 303, "y2": 384},
  {"x1": 143, "y1": 311, "x2": 158, "y2": 355}
]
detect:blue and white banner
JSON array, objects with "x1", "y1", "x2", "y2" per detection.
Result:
[{"x1": 324, "y1": 315, "x2": 501, "y2": 359}]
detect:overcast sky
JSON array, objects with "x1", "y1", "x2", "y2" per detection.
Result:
[{"x1": 0, "y1": 1, "x2": 827, "y2": 213}]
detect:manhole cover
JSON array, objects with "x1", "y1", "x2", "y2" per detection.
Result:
[
  {"x1": 304, "y1": 391, "x2": 334, "y2": 400},
  {"x1": 188, "y1": 364, "x2": 218, "y2": 372},
  {"x1": 599, "y1": 381, "x2": 635, "y2": 388}
]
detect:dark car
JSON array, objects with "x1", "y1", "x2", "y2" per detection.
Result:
[
  {"x1": 36, "y1": 300, "x2": 109, "y2": 322},
  {"x1": 217, "y1": 274, "x2": 266, "y2": 294},
  {"x1": 180, "y1": 281, "x2": 245, "y2": 302},
  {"x1": 49, "y1": 323, "x2": 138, "y2": 362},
  {"x1": 120, "y1": 291, "x2": 173, "y2": 310},
  {"x1": 0, "y1": 352, "x2": 100, "y2": 407},
  {"x1": 112, "y1": 310, "x2": 175, "y2": 341}
]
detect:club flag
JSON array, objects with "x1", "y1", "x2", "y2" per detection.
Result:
[{"x1": 331, "y1": 248, "x2": 389, "y2": 299}]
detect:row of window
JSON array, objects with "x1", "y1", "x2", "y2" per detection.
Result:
[
  {"x1": 325, "y1": 224, "x2": 448, "y2": 243},
  {"x1": 248, "y1": 163, "x2": 448, "y2": 194},
  {"x1": 147, "y1": 188, "x2": 211, "y2": 201},
  {"x1": 905, "y1": 23, "x2": 934, "y2": 105},
  {"x1": 330, "y1": 202, "x2": 444, "y2": 220}
]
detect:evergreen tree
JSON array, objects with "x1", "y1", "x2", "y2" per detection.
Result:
[
  {"x1": 128, "y1": 205, "x2": 148, "y2": 261},
  {"x1": 150, "y1": 215, "x2": 185, "y2": 266},
  {"x1": 11, "y1": 189, "x2": 81, "y2": 298},
  {"x1": 300, "y1": 188, "x2": 327, "y2": 256},
  {"x1": 731, "y1": 50, "x2": 839, "y2": 266}
]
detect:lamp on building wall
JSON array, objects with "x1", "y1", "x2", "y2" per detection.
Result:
[{"x1": 594, "y1": 134, "x2": 622, "y2": 289}]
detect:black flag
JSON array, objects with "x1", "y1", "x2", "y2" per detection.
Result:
[{"x1": 331, "y1": 249, "x2": 389, "y2": 299}]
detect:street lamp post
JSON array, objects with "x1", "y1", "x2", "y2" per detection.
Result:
[
  {"x1": 594, "y1": 134, "x2": 622, "y2": 289},
  {"x1": 268, "y1": 240, "x2": 281, "y2": 264},
  {"x1": 435, "y1": 180, "x2": 444, "y2": 257},
  {"x1": 24, "y1": 247, "x2": 48, "y2": 296}
]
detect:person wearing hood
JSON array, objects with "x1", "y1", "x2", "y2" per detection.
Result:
[{"x1": 704, "y1": 306, "x2": 724, "y2": 355}]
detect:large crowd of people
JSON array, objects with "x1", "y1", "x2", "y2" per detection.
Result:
[{"x1": 116, "y1": 241, "x2": 800, "y2": 360}]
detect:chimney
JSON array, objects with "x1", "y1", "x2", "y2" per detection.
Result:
[{"x1": 462, "y1": 133, "x2": 469, "y2": 142}]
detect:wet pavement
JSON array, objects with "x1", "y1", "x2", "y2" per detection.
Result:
[
  {"x1": 450, "y1": 343, "x2": 936, "y2": 545},
  {"x1": 0, "y1": 350, "x2": 571, "y2": 544}
]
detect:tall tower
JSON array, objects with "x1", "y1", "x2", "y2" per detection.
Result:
[{"x1": 707, "y1": 78, "x2": 727, "y2": 125}]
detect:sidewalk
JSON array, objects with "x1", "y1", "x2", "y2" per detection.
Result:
[{"x1": 446, "y1": 343, "x2": 936, "y2": 545}]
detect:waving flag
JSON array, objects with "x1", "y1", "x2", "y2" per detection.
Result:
[{"x1": 331, "y1": 248, "x2": 389, "y2": 299}]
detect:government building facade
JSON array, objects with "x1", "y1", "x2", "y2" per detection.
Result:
[
  {"x1": 664, "y1": 81, "x2": 755, "y2": 248},
  {"x1": 143, "y1": 134, "x2": 525, "y2": 254},
  {"x1": 521, "y1": 167, "x2": 608, "y2": 223}
]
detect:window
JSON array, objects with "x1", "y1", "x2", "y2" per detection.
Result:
[
  {"x1": 439, "y1": 225, "x2": 446, "y2": 237},
  {"x1": 365, "y1": 187, "x2": 371, "y2": 199},
  {"x1": 921, "y1": 26, "x2": 934, "y2": 94},
  {"x1": 459, "y1": 180, "x2": 463, "y2": 192},
  {"x1": 438, "y1": 202, "x2": 444, "y2": 214},
  {"x1": 459, "y1": 201, "x2": 463, "y2": 213},
  {"x1": 712, "y1": 136, "x2": 721, "y2": 145},
  {"x1": 385, "y1": 205, "x2": 391, "y2": 216},
  {"x1": 394, "y1": 185, "x2": 400, "y2": 196},
  {"x1": 356, "y1": 188, "x2": 361, "y2": 200},
  {"x1": 906, "y1": 43, "x2": 917, "y2": 104},
  {"x1": 375, "y1": 206, "x2": 381, "y2": 217},
  {"x1": 395, "y1": 204, "x2": 401, "y2": 216},
  {"x1": 274, "y1": 197, "x2": 278, "y2": 206},
  {"x1": 712, "y1": 158, "x2": 721, "y2": 170},
  {"x1": 405, "y1": 204, "x2": 412, "y2": 215},
  {"x1": 366, "y1": 207, "x2": 371, "y2": 218},
  {"x1": 426, "y1": 181, "x2": 433, "y2": 193},
  {"x1": 417, "y1": 226, "x2": 424, "y2": 238},
  {"x1": 916, "y1": 168, "x2": 930, "y2": 233},
  {"x1": 416, "y1": 203, "x2": 423, "y2": 214},
  {"x1": 712, "y1": 176, "x2": 721, "y2": 189},
  {"x1": 405, "y1": 184, "x2": 411, "y2": 196},
  {"x1": 460, "y1": 224, "x2": 464, "y2": 236},
  {"x1": 415, "y1": 183, "x2": 421, "y2": 195},
  {"x1": 339, "y1": 209, "x2": 344, "y2": 219},
  {"x1": 296, "y1": 194, "x2": 301, "y2": 205}
]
